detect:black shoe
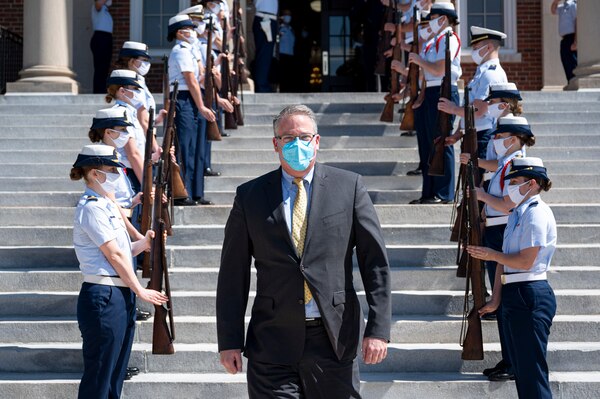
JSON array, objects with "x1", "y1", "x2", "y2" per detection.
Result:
[
  {"x1": 422, "y1": 196, "x2": 451, "y2": 204},
  {"x1": 409, "y1": 198, "x2": 423, "y2": 204},
  {"x1": 135, "y1": 308, "x2": 151, "y2": 321},
  {"x1": 221, "y1": 132, "x2": 230, "y2": 137},
  {"x1": 481, "y1": 312, "x2": 497, "y2": 321},
  {"x1": 204, "y1": 168, "x2": 221, "y2": 177},
  {"x1": 483, "y1": 360, "x2": 507, "y2": 377},
  {"x1": 488, "y1": 369, "x2": 515, "y2": 381},
  {"x1": 124, "y1": 371, "x2": 133, "y2": 380},
  {"x1": 406, "y1": 168, "x2": 422, "y2": 176},
  {"x1": 196, "y1": 197, "x2": 214, "y2": 205},
  {"x1": 127, "y1": 367, "x2": 140, "y2": 376},
  {"x1": 401, "y1": 131, "x2": 416, "y2": 137},
  {"x1": 174, "y1": 198, "x2": 197, "y2": 206}
]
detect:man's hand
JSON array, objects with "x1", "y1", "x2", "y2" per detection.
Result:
[
  {"x1": 220, "y1": 349, "x2": 243, "y2": 374},
  {"x1": 362, "y1": 337, "x2": 387, "y2": 365},
  {"x1": 199, "y1": 105, "x2": 217, "y2": 122},
  {"x1": 438, "y1": 97, "x2": 459, "y2": 115}
]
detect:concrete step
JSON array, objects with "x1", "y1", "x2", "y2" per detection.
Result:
[
  {"x1": 2, "y1": 223, "x2": 597, "y2": 247},
  {"x1": 1, "y1": 289, "x2": 597, "y2": 318},
  {"x1": 3, "y1": 314, "x2": 598, "y2": 345},
  {"x1": 0, "y1": 341, "x2": 598, "y2": 373},
  {"x1": 2, "y1": 243, "x2": 595, "y2": 270},
  {"x1": 1, "y1": 265, "x2": 597, "y2": 294},
  {"x1": 2, "y1": 371, "x2": 599, "y2": 399},
  {"x1": 3, "y1": 204, "x2": 598, "y2": 226}
]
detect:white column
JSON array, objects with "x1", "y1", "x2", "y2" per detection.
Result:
[
  {"x1": 7, "y1": 0, "x2": 79, "y2": 93},
  {"x1": 572, "y1": 0, "x2": 600, "y2": 90}
]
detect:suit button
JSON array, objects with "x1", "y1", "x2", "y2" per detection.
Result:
[
  {"x1": 300, "y1": 264, "x2": 305, "y2": 271},
  {"x1": 298, "y1": 299, "x2": 304, "y2": 305}
]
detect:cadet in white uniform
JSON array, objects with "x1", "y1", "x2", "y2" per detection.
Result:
[
  {"x1": 469, "y1": 157, "x2": 557, "y2": 399},
  {"x1": 70, "y1": 145, "x2": 167, "y2": 399}
]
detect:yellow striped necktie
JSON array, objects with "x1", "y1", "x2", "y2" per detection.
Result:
[{"x1": 292, "y1": 177, "x2": 313, "y2": 303}]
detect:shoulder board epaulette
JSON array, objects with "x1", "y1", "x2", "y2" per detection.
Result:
[
  {"x1": 85, "y1": 195, "x2": 98, "y2": 202},
  {"x1": 527, "y1": 201, "x2": 539, "y2": 208},
  {"x1": 489, "y1": 65, "x2": 497, "y2": 70}
]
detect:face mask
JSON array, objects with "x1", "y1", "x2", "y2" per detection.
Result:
[
  {"x1": 418, "y1": 26, "x2": 430, "y2": 40},
  {"x1": 106, "y1": 0, "x2": 112, "y2": 6},
  {"x1": 492, "y1": 137, "x2": 513, "y2": 158},
  {"x1": 209, "y1": 3, "x2": 221, "y2": 14},
  {"x1": 282, "y1": 15, "x2": 292, "y2": 24},
  {"x1": 281, "y1": 138, "x2": 315, "y2": 171},
  {"x1": 107, "y1": 129, "x2": 129, "y2": 149},
  {"x1": 507, "y1": 181, "x2": 531, "y2": 206},
  {"x1": 136, "y1": 60, "x2": 151, "y2": 76},
  {"x1": 95, "y1": 169, "x2": 120, "y2": 194},
  {"x1": 195, "y1": 23, "x2": 206, "y2": 36},
  {"x1": 416, "y1": 0, "x2": 425, "y2": 10},
  {"x1": 471, "y1": 46, "x2": 489, "y2": 65},
  {"x1": 125, "y1": 88, "x2": 145, "y2": 109},
  {"x1": 182, "y1": 30, "x2": 197, "y2": 44},
  {"x1": 429, "y1": 16, "x2": 444, "y2": 35},
  {"x1": 488, "y1": 103, "x2": 507, "y2": 119}
]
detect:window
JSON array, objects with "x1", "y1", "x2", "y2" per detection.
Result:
[
  {"x1": 130, "y1": 0, "x2": 191, "y2": 57},
  {"x1": 457, "y1": 0, "x2": 520, "y2": 62},
  {"x1": 327, "y1": 16, "x2": 354, "y2": 76}
]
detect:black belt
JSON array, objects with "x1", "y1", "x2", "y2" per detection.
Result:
[{"x1": 305, "y1": 318, "x2": 323, "y2": 327}]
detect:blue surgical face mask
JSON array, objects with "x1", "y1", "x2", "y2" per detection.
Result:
[
  {"x1": 282, "y1": 15, "x2": 292, "y2": 24},
  {"x1": 281, "y1": 138, "x2": 315, "y2": 171}
]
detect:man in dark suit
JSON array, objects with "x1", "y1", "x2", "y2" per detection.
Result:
[{"x1": 216, "y1": 105, "x2": 391, "y2": 398}]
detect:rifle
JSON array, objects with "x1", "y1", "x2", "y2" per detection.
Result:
[
  {"x1": 162, "y1": 56, "x2": 170, "y2": 111},
  {"x1": 428, "y1": 30, "x2": 453, "y2": 177},
  {"x1": 375, "y1": 1, "x2": 395, "y2": 76},
  {"x1": 231, "y1": 0, "x2": 244, "y2": 126},
  {"x1": 400, "y1": 6, "x2": 419, "y2": 131},
  {"x1": 460, "y1": 160, "x2": 485, "y2": 361},
  {"x1": 204, "y1": 17, "x2": 222, "y2": 141},
  {"x1": 380, "y1": 6, "x2": 401, "y2": 123},
  {"x1": 221, "y1": 16, "x2": 237, "y2": 130},
  {"x1": 141, "y1": 107, "x2": 155, "y2": 279}
]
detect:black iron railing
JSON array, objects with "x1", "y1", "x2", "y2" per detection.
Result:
[{"x1": 0, "y1": 26, "x2": 23, "y2": 94}]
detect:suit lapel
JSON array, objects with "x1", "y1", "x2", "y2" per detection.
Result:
[
  {"x1": 303, "y1": 163, "x2": 326, "y2": 252},
  {"x1": 264, "y1": 167, "x2": 298, "y2": 257}
]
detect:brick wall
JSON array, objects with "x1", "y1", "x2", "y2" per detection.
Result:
[
  {"x1": 461, "y1": 0, "x2": 543, "y2": 91},
  {"x1": 0, "y1": 0, "x2": 23, "y2": 36}
]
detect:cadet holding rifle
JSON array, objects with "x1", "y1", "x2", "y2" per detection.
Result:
[
  {"x1": 407, "y1": 1, "x2": 461, "y2": 204},
  {"x1": 70, "y1": 145, "x2": 167, "y2": 399}
]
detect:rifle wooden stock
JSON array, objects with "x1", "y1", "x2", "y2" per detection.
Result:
[
  {"x1": 204, "y1": 19, "x2": 222, "y2": 141},
  {"x1": 220, "y1": 17, "x2": 237, "y2": 130},
  {"x1": 428, "y1": 31, "x2": 452, "y2": 177},
  {"x1": 461, "y1": 161, "x2": 485, "y2": 360},
  {"x1": 380, "y1": 10, "x2": 403, "y2": 123},
  {"x1": 170, "y1": 160, "x2": 188, "y2": 200},
  {"x1": 400, "y1": 6, "x2": 420, "y2": 131},
  {"x1": 141, "y1": 108, "x2": 155, "y2": 279}
]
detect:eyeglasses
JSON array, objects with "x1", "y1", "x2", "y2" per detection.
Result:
[{"x1": 276, "y1": 134, "x2": 316, "y2": 144}]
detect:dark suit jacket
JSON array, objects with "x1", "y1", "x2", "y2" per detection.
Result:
[{"x1": 216, "y1": 163, "x2": 391, "y2": 365}]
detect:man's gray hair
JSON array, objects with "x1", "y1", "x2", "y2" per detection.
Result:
[{"x1": 272, "y1": 104, "x2": 318, "y2": 136}]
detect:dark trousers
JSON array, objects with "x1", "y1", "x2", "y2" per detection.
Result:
[
  {"x1": 477, "y1": 128, "x2": 494, "y2": 161},
  {"x1": 560, "y1": 33, "x2": 577, "y2": 82},
  {"x1": 415, "y1": 86, "x2": 458, "y2": 201},
  {"x1": 90, "y1": 31, "x2": 113, "y2": 94},
  {"x1": 502, "y1": 281, "x2": 556, "y2": 398},
  {"x1": 483, "y1": 224, "x2": 511, "y2": 370},
  {"x1": 253, "y1": 16, "x2": 277, "y2": 93},
  {"x1": 247, "y1": 324, "x2": 361, "y2": 398},
  {"x1": 77, "y1": 283, "x2": 136, "y2": 399},
  {"x1": 195, "y1": 116, "x2": 208, "y2": 199},
  {"x1": 175, "y1": 91, "x2": 200, "y2": 200}
]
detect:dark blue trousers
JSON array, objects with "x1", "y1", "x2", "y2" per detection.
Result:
[
  {"x1": 483, "y1": 224, "x2": 512, "y2": 371},
  {"x1": 560, "y1": 33, "x2": 577, "y2": 82},
  {"x1": 417, "y1": 86, "x2": 458, "y2": 201},
  {"x1": 175, "y1": 91, "x2": 199, "y2": 201},
  {"x1": 252, "y1": 16, "x2": 277, "y2": 92},
  {"x1": 477, "y1": 128, "x2": 493, "y2": 161},
  {"x1": 77, "y1": 283, "x2": 136, "y2": 399},
  {"x1": 502, "y1": 281, "x2": 556, "y2": 399},
  {"x1": 194, "y1": 115, "x2": 207, "y2": 199}
]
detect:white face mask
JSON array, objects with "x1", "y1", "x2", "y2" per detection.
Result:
[
  {"x1": 209, "y1": 3, "x2": 221, "y2": 14},
  {"x1": 195, "y1": 23, "x2": 206, "y2": 36},
  {"x1": 125, "y1": 88, "x2": 145, "y2": 109},
  {"x1": 488, "y1": 102, "x2": 508, "y2": 119},
  {"x1": 429, "y1": 16, "x2": 445, "y2": 34},
  {"x1": 107, "y1": 129, "x2": 129, "y2": 149},
  {"x1": 182, "y1": 29, "x2": 198, "y2": 44},
  {"x1": 507, "y1": 181, "x2": 531, "y2": 206},
  {"x1": 136, "y1": 60, "x2": 151, "y2": 76},
  {"x1": 471, "y1": 46, "x2": 489, "y2": 65},
  {"x1": 418, "y1": 26, "x2": 430, "y2": 40},
  {"x1": 95, "y1": 169, "x2": 120, "y2": 194},
  {"x1": 492, "y1": 137, "x2": 512, "y2": 158},
  {"x1": 416, "y1": 0, "x2": 425, "y2": 10}
]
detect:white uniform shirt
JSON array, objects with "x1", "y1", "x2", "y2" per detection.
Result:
[
  {"x1": 91, "y1": 3, "x2": 113, "y2": 33},
  {"x1": 113, "y1": 101, "x2": 145, "y2": 169},
  {"x1": 465, "y1": 58, "x2": 508, "y2": 131},
  {"x1": 557, "y1": 0, "x2": 577, "y2": 37},
  {"x1": 138, "y1": 75, "x2": 156, "y2": 112},
  {"x1": 423, "y1": 27, "x2": 462, "y2": 83},
  {"x1": 169, "y1": 40, "x2": 200, "y2": 92},
  {"x1": 485, "y1": 149, "x2": 523, "y2": 217},
  {"x1": 503, "y1": 195, "x2": 557, "y2": 275},
  {"x1": 73, "y1": 188, "x2": 133, "y2": 276},
  {"x1": 113, "y1": 168, "x2": 135, "y2": 208},
  {"x1": 255, "y1": 0, "x2": 278, "y2": 15}
]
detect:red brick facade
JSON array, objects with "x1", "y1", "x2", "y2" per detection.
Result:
[
  {"x1": 0, "y1": 0, "x2": 24, "y2": 36},
  {"x1": 461, "y1": 0, "x2": 543, "y2": 90}
]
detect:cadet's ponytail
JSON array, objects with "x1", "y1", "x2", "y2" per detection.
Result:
[
  {"x1": 70, "y1": 166, "x2": 94, "y2": 182},
  {"x1": 105, "y1": 84, "x2": 121, "y2": 103}
]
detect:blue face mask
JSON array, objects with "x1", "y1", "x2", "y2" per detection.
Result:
[{"x1": 281, "y1": 138, "x2": 315, "y2": 171}]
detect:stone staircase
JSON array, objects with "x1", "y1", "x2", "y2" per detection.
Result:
[{"x1": 1, "y1": 92, "x2": 600, "y2": 398}]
